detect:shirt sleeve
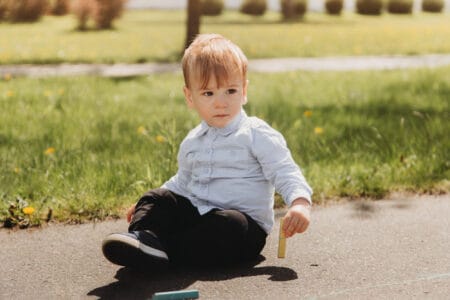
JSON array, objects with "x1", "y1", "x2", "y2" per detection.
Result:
[
  {"x1": 161, "y1": 132, "x2": 191, "y2": 194},
  {"x1": 251, "y1": 123, "x2": 313, "y2": 206}
]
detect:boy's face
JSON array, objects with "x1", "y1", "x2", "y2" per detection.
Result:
[{"x1": 183, "y1": 73, "x2": 248, "y2": 128}]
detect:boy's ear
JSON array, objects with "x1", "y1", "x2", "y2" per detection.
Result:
[
  {"x1": 183, "y1": 86, "x2": 194, "y2": 108},
  {"x1": 242, "y1": 80, "x2": 249, "y2": 105}
]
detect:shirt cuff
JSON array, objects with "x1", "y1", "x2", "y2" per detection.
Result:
[{"x1": 285, "y1": 190, "x2": 312, "y2": 207}]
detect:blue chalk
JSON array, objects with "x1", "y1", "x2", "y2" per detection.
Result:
[{"x1": 151, "y1": 289, "x2": 199, "y2": 300}]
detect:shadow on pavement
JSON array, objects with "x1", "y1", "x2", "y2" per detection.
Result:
[
  {"x1": 351, "y1": 201, "x2": 379, "y2": 219},
  {"x1": 88, "y1": 255, "x2": 297, "y2": 299},
  {"x1": 350, "y1": 197, "x2": 414, "y2": 219}
]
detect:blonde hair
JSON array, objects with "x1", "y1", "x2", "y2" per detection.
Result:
[{"x1": 182, "y1": 34, "x2": 248, "y2": 89}]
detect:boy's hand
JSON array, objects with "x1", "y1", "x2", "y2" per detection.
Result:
[
  {"x1": 282, "y1": 198, "x2": 311, "y2": 238},
  {"x1": 126, "y1": 204, "x2": 136, "y2": 223}
]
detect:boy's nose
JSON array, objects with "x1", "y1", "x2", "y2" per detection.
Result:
[{"x1": 213, "y1": 95, "x2": 228, "y2": 108}]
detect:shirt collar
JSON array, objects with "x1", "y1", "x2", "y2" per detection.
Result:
[{"x1": 195, "y1": 109, "x2": 247, "y2": 137}]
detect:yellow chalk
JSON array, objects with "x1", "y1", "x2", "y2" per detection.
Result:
[{"x1": 278, "y1": 218, "x2": 286, "y2": 258}]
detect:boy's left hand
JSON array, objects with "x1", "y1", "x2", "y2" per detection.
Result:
[{"x1": 282, "y1": 198, "x2": 311, "y2": 238}]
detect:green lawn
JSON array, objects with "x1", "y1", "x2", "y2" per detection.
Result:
[
  {"x1": 0, "y1": 10, "x2": 449, "y2": 64},
  {"x1": 1, "y1": 67, "x2": 449, "y2": 226}
]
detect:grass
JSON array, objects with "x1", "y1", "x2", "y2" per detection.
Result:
[
  {"x1": 1, "y1": 67, "x2": 449, "y2": 226},
  {"x1": 0, "y1": 10, "x2": 450, "y2": 64}
]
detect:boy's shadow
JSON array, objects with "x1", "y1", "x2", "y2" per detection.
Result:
[{"x1": 88, "y1": 256, "x2": 298, "y2": 299}]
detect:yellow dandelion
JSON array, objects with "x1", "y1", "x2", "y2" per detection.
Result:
[
  {"x1": 14, "y1": 167, "x2": 21, "y2": 174},
  {"x1": 58, "y1": 88, "x2": 64, "y2": 95},
  {"x1": 3, "y1": 73, "x2": 11, "y2": 81},
  {"x1": 5, "y1": 90, "x2": 14, "y2": 98},
  {"x1": 155, "y1": 135, "x2": 166, "y2": 143},
  {"x1": 22, "y1": 206, "x2": 35, "y2": 215},
  {"x1": 44, "y1": 147, "x2": 56, "y2": 155},
  {"x1": 44, "y1": 90, "x2": 52, "y2": 97},
  {"x1": 314, "y1": 127, "x2": 324, "y2": 135},
  {"x1": 303, "y1": 110, "x2": 313, "y2": 118},
  {"x1": 137, "y1": 126, "x2": 147, "y2": 135}
]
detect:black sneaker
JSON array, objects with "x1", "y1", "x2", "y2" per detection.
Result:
[{"x1": 102, "y1": 230, "x2": 169, "y2": 269}]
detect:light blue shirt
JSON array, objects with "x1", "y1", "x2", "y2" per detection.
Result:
[{"x1": 162, "y1": 109, "x2": 312, "y2": 233}]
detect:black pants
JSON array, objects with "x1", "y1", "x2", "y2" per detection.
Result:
[{"x1": 128, "y1": 188, "x2": 267, "y2": 266}]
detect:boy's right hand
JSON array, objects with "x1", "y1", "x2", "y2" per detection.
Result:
[{"x1": 126, "y1": 204, "x2": 136, "y2": 223}]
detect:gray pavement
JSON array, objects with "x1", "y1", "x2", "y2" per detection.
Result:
[
  {"x1": 1, "y1": 54, "x2": 450, "y2": 78},
  {"x1": 126, "y1": 0, "x2": 450, "y2": 13},
  {"x1": 1, "y1": 194, "x2": 449, "y2": 299}
]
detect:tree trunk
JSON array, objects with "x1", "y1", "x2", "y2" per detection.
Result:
[
  {"x1": 185, "y1": 0, "x2": 201, "y2": 50},
  {"x1": 286, "y1": 0, "x2": 295, "y2": 19}
]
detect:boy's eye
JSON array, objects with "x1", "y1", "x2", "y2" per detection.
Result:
[
  {"x1": 227, "y1": 89, "x2": 237, "y2": 94},
  {"x1": 202, "y1": 91, "x2": 213, "y2": 96}
]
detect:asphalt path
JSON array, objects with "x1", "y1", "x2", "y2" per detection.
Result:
[
  {"x1": 1, "y1": 54, "x2": 450, "y2": 78},
  {"x1": 126, "y1": 0, "x2": 450, "y2": 12},
  {"x1": 1, "y1": 194, "x2": 449, "y2": 299}
]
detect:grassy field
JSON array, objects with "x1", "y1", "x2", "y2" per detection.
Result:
[
  {"x1": 0, "y1": 10, "x2": 449, "y2": 64},
  {"x1": 1, "y1": 67, "x2": 449, "y2": 226}
]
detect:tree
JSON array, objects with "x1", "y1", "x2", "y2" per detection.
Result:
[{"x1": 185, "y1": 0, "x2": 201, "y2": 50}]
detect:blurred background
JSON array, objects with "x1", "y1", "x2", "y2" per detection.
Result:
[{"x1": 127, "y1": 0, "x2": 450, "y2": 12}]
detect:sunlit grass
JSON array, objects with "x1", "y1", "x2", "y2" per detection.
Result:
[
  {"x1": 1, "y1": 67, "x2": 449, "y2": 224},
  {"x1": 0, "y1": 10, "x2": 449, "y2": 64}
]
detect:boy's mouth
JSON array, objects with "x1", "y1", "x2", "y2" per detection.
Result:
[{"x1": 214, "y1": 114, "x2": 229, "y2": 118}]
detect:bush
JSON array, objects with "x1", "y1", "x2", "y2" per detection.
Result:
[
  {"x1": 7, "y1": 0, "x2": 48, "y2": 22},
  {"x1": 422, "y1": 0, "x2": 444, "y2": 12},
  {"x1": 50, "y1": 0, "x2": 70, "y2": 16},
  {"x1": 72, "y1": 0, "x2": 95, "y2": 30},
  {"x1": 387, "y1": 0, "x2": 413, "y2": 14},
  {"x1": 240, "y1": 0, "x2": 267, "y2": 16},
  {"x1": 93, "y1": 0, "x2": 127, "y2": 29},
  {"x1": 325, "y1": 0, "x2": 344, "y2": 15},
  {"x1": 72, "y1": 0, "x2": 126, "y2": 30},
  {"x1": 0, "y1": 0, "x2": 7, "y2": 21},
  {"x1": 201, "y1": 0, "x2": 224, "y2": 16},
  {"x1": 280, "y1": 0, "x2": 307, "y2": 20},
  {"x1": 356, "y1": 0, "x2": 383, "y2": 15}
]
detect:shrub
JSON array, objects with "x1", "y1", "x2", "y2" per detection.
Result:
[
  {"x1": 93, "y1": 0, "x2": 127, "y2": 29},
  {"x1": 50, "y1": 0, "x2": 70, "y2": 16},
  {"x1": 280, "y1": 0, "x2": 307, "y2": 20},
  {"x1": 72, "y1": 0, "x2": 95, "y2": 30},
  {"x1": 0, "y1": 0, "x2": 7, "y2": 21},
  {"x1": 201, "y1": 0, "x2": 224, "y2": 16},
  {"x1": 240, "y1": 0, "x2": 267, "y2": 16},
  {"x1": 356, "y1": 0, "x2": 383, "y2": 15},
  {"x1": 325, "y1": 0, "x2": 344, "y2": 15},
  {"x1": 7, "y1": 0, "x2": 48, "y2": 22},
  {"x1": 387, "y1": 0, "x2": 413, "y2": 14},
  {"x1": 422, "y1": 0, "x2": 444, "y2": 12}
]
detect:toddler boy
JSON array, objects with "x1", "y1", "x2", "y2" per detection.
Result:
[{"x1": 102, "y1": 34, "x2": 312, "y2": 269}]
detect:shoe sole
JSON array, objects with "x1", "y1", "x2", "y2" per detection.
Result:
[{"x1": 102, "y1": 234, "x2": 169, "y2": 269}]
